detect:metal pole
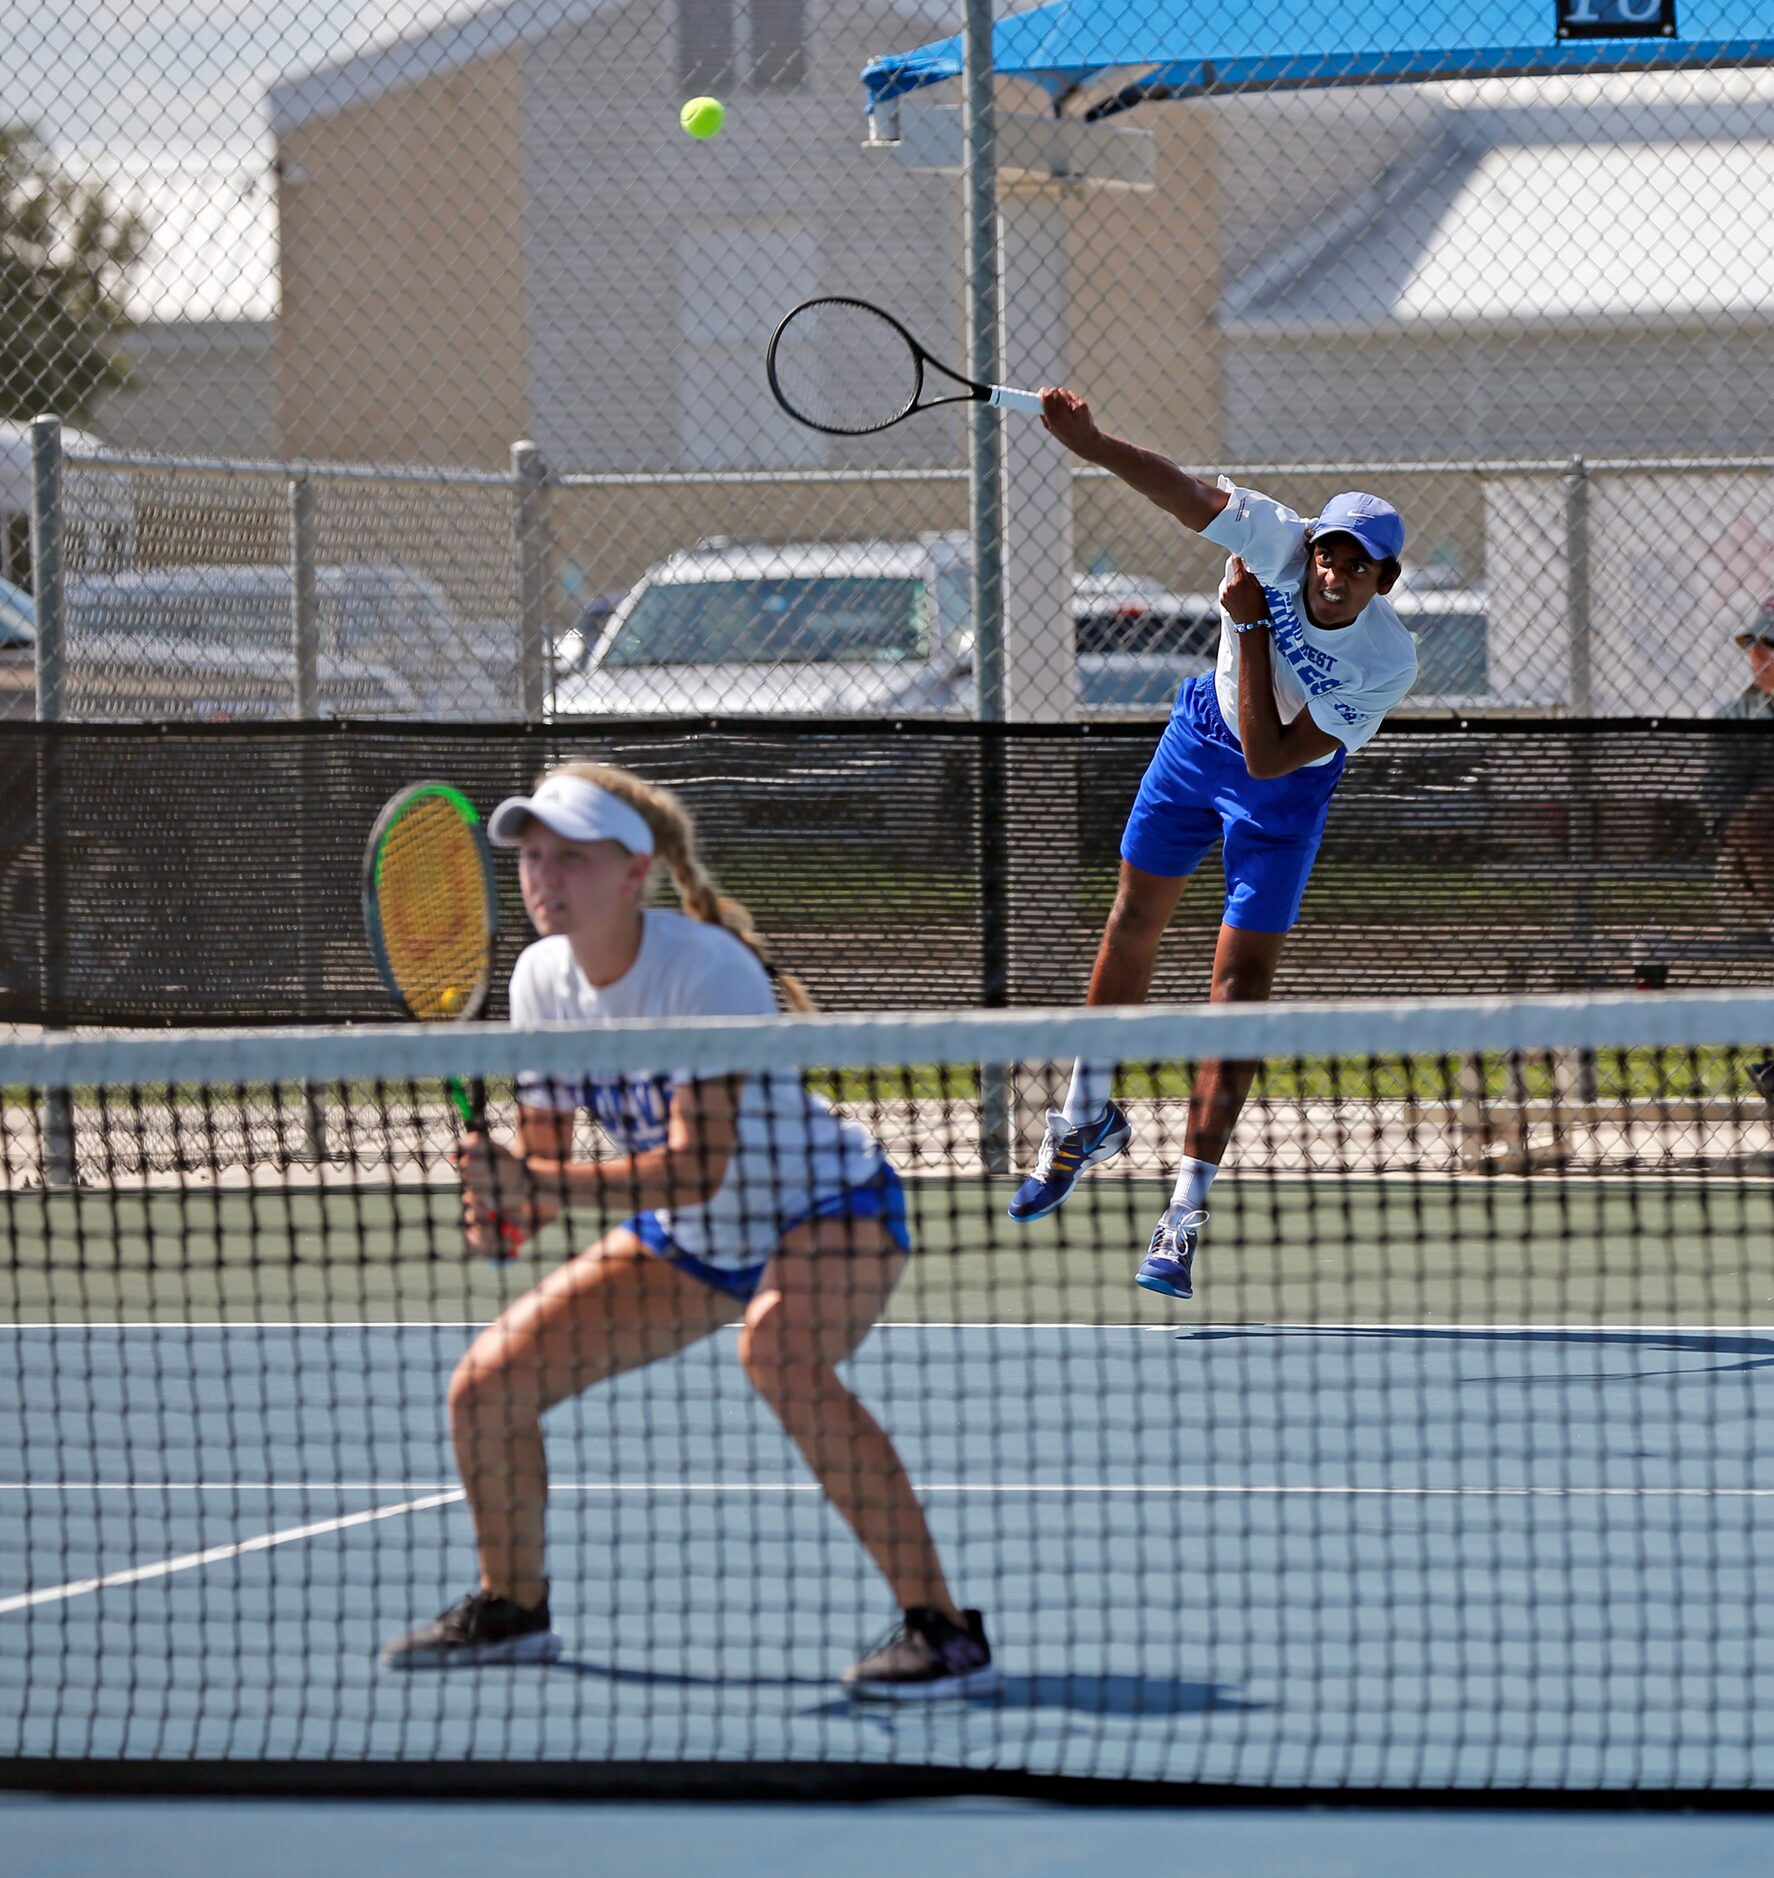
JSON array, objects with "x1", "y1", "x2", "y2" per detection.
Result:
[
  {"x1": 964, "y1": 0, "x2": 1012, "y2": 1172},
  {"x1": 512, "y1": 441, "x2": 548, "y2": 720},
  {"x1": 290, "y1": 474, "x2": 319, "y2": 720},
  {"x1": 32, "y1": 418, "x2": 64, "y2": 726},
  {"x1": 289, "y1": 474, "x2": 325, "y2": 1160},
  {"x1": 964, "y1": 0, "x2": 1005, "y2": 730},
  {"x1": 29, "y1": 415, "x2": 74, "y2": 1188},
  {"x1": 1563, "y1": 456, "x2": 1600, "y2": 1005},
  {"x1": 1564, "y1": 456, "x2": 1591, "y2": 717}
]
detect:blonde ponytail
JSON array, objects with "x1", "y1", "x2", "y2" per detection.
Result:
[{"x1": 542, "y1": 761, "x2": 816, "y2": 1012}]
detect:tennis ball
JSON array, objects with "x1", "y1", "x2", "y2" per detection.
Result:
[
  {"x1": 679, "y1": 96, "x2": 724, "y2": 139},
  {"x1": 439, "y1": 986, "x2": 464, "y2": 1015}
]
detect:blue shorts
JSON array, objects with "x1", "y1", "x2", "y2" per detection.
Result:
[
  {"x1": 625, "y1": 1163, "x2": 912, "y2": 1302},
  {"x1": 1119, "y1": 673, "x2": 1346, "y2": 934}
]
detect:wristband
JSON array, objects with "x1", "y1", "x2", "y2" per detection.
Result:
[{"x1": 1231, "y1": 615, "x2": 1271, "y2": 635}]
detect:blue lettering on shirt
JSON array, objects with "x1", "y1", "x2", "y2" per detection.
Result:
[
  {"x1": 578, "y1": 1073, "x2": 674, "y2": 1152},
  {"x1": 1262, "y1": 582, "x2": 1365, "y2": 727}
]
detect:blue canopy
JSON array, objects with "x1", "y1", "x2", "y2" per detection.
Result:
[{"x1": 862, "y1": 0, "x2": 1774, "y2": 117}]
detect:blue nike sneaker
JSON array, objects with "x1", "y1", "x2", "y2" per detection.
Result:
[
  {"x1": 1135, "y1": 1206, "x2": 1206, "y2": 1300},
  {"x1": 1007, "y1": 1103, "x2": 1132, "y2": 1222}
]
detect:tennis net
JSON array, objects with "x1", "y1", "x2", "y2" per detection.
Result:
[{"x1": 4, "y1": 992, "x2": 1774, "y2": 1803}]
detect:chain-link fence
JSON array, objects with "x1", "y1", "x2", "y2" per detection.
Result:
[
  {"x1": 13, "y1": 431, "x2": 1774, "y2": 724},
  {"x1": 9, "y1": 6, "x2": 1774, "y2": 728}
]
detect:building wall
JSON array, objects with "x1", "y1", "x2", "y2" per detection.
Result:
[
  {"x1": 275, "y1": 49, "x2": 530, "y2": 466},
  {"x1": 91, "y1": 321, "x2": 280, "y2": 458},
  {"x1": 1226, "y1": 325, "x2": 1774, "y2": 459},
  {"x1": 517, "y1": 1, "x2": 966, "y2": 475}
]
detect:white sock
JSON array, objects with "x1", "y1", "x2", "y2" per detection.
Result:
[
  {"x1": 1169, "y1": 1156, "x2": 1218, "y2": 1214},
  {"x1": 1062, "y1": 1060, "x2": 1114, "y2": 1125}
]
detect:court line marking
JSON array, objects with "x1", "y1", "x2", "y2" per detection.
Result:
[
  {"x1": 0, "y1": 1489, "x2": 464, "y2": 1616},
  {"x1": 9, "y1": 1472, "x2": 1767, "y2": 1614}
]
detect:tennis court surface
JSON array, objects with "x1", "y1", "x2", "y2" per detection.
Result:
[{"x1": 4, "y1": 993, "x2": 1774, "y2": 1805}]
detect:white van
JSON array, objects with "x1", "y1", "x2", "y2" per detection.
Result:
[
  {"x1": 58, "y1": 562, "x2": 513, "y2": 721},
  {"x1": 550, "y1": 537, "x2": 977, "y2": 718}
]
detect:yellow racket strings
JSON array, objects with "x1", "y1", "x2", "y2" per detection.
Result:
[{"x1": 375, "y1": 795, "x2": 492, "y2": 1021}]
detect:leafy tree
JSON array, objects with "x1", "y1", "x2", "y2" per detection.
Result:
[{"x1": 2, "y1": 124, "x2": 148, "y2": 425}]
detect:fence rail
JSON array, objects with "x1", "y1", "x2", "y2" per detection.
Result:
[{"x1": 23, "y1": 420, "x2": 1774, "y2": 727}]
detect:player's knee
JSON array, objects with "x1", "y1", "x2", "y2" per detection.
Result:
[
  {"x1": 448, "y1": 1348, "x2": 525, "y2": 1428},
  {"x1": 739, "y1": 1313, "x2": 829, "y2": 1418},
  {"x1": 1105, "y1": 890, "x2": 1171, "y2": 949},
  {"x1": 1211, "y1": 956, "x2": 1279, "y2": 1003}
]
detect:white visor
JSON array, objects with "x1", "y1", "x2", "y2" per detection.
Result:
[{"x1": 486, "y1": 775, "x2": 656, "y2": 854}]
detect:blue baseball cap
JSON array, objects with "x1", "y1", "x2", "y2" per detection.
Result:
[{"x1": 1309, "y1": 492, "x2": 1405, "y2": 563}]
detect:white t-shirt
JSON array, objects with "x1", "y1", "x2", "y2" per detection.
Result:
[
  {"x1": 1201, "y1": 477, "x2": 1418, "y2": 766},
  {"x1": 508, "y1": 909, "x2": 884, "y2": 1266}
]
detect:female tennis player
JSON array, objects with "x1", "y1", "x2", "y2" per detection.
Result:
[
  {"x1": 1008, "y1": 387, "x2": 1419, "y2": 1302},
  {"x1": 377, "y1": 761, "x2": 1000, "y2": 1701}
]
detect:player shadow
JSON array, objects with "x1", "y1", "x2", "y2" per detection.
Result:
[
  {"x1": 802, "y1": 1672, "x2": 1253, "y2": 1721},
  {"x1": 553, "y1": 1659, "x2": 1253, "y2": 1718},
  {"x1": 553, "y1": 1658, "x2": 828, "y2": 1690},
  {"x1": 1179, "y1": 1323, "x2": 1774, "y2": 1384}
]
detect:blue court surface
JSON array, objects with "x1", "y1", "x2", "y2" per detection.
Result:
[
  {"x1": 6, "y1": 1312, "x2": 1774, "y2": 1799},
  {"x1": 5, "y1": 1793, "x2": 1774, "y2": 1878}
]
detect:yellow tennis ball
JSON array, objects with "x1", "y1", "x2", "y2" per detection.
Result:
[
  {"x1": 439, "y1": 985, "x2": 464, "y2": 1015},
  {"x1": 679, "y1": 96, "x2": 724, "y2": 139}
]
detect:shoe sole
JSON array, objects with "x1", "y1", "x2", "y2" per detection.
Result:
[
  {"x1": 1006, "y1": 1127, "x2": 1133, "y2": 1224},
  {"x1": 381, "y1": 1630, "x2": 564, "y2": 1670},
  {"x1": 1135, "y1": 1271, "x2": 1192, "y2": 1300},
  {"x1": 843, "y1": 1663, "x2": 1007, "y2": 1703}
]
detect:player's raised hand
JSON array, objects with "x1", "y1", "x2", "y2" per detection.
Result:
[
  {"x1": 1039, "y1": 386, "x2": 1099, "y2": 453},
  {"x1": 1221, "y1": 554, "x2": 1269, "y2": 627}
]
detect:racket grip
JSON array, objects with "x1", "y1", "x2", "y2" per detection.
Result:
[
  {"x1": 487, "y1": 1214, "x2": 526, "y2": 1263},
  {"x1": 989, "y1": 385, "x2": 1044, "y2": 415}
]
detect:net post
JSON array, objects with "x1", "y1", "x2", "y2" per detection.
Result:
[
  {"x1": 30, "y1": 414, "x2": 75, "y2": 1188},
  {"x1": 512, "y1": 440, "x2": 549, "y2": 720}
]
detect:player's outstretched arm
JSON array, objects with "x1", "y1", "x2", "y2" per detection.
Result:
[
  {"x1": 1223, "y1": 557, "x2": 1343, "y2": 779},
  {"x1": 1039, "y1": 387, "x2": 1229, "y2": 534}
]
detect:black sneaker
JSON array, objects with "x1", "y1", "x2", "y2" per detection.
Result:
[
  {"x1": 379, "y1": 1588, "x2": 563, "y2": 1670},
  {"x1": 841, "y1": 1607, "x2": 1004, "y2": 1701},
  {"x1": 1751, "y1": 1059, "x2": 1774, "y2": 1102}
]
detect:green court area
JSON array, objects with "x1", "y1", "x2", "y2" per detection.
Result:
[{"x1": 4, "y1": 1173, "x2": 1769, "y2": 1326}]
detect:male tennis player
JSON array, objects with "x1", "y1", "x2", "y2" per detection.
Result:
[{"x1": 1008, "y1": 387, "x2": 1418, "y2": 1300}]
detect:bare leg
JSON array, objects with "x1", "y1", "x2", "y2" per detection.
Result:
[
  {"x1": 739, "y1": 1216, "x2": 959, "y2": 1619},
  {"x1": 448, "y1": 1231, "x2": 733, "y2": 1608},
  {"x1": 1084, "y1": 860, "x2": 1189, "y2": 1007},
  {"x1": 1184, "y1": 923, "x2": 1289, "y2": 1165}
]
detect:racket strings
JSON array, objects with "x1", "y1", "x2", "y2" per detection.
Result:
[
  {"x1": 375, "y1": 799, "x2": 493, "y2": 1020},
  {"x1": 770, "y1": 300, "x2": 922, "y2": 433}
]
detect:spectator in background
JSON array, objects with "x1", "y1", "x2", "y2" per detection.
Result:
[{"x1": 1712, "y1": 596, "x2": 1774, "y2": 1100}]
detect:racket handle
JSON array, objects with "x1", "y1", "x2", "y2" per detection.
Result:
[
  {"x1": 988, "y1": 385, "x2": 1044, "y2": 415},
  {"x1": 452, "y1": 1076, "x2": 526, "y2": 1263}
]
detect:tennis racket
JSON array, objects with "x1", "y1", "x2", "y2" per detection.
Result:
[
  {"x1": 362, "y1": 780, "x2": 523, "y2": 1260},
  {"x1": 766, "y1": 296, "x2": 1044, "y2": 436}
]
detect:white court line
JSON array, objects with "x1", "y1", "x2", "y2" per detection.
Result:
[
  {"x1": 4, "y1": 1480, "x2": 1771, "y2": 1498},
  {"x1": 0, "y1": 1489, "x2": 463, "y2": 1616},
  {"x1": 8, "y1": 1475, "x2": 1767, "y2": 1614}
]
